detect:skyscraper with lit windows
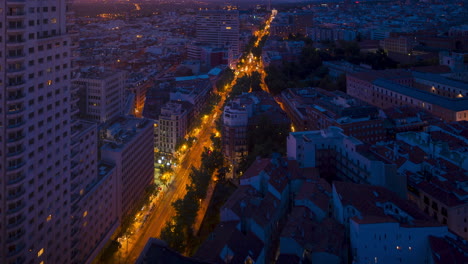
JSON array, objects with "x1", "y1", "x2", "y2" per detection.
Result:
[
  {"x1": 196, "y1": 10, "x2": 240, "y2": 65},
  {"x1": 0, "y1": 1, "x2": 75, "y2": 263}
]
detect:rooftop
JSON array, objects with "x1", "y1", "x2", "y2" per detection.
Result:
[
  {"x1": 77, "y1": 66, "x2": 125, "y2": 80},
  {"x1": 413, "y1": 71, "x2": 468, "y2": 91},
  {"x1": 101, "y1": 116, "x2": 152, "y2": 151},
  {"x1": 281, "y1": 207, "x2": 345, "y2": 257},
  {"x1": 137, "y1": 238, "x2": 211, "y2": 264},
  {"x1": 334, "y1": 181, "x2": 443, "y2": 227},
  {"x1": 373, "y1": 78, "x2": 468, "y2": 112}
]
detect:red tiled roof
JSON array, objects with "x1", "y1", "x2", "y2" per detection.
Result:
[
  {"x1": 287, "y1": 160, "x2": 320, "y2": 181},
  {"x1": 243, "y1": 158, "x2": 270, "y2": 179},
  {"x1": 417, "y1": 180, "x2": 465, "y2": 207},
  {"x1": 334, "y1": 181, "x2": 441, "y2": 227},
  {"x1": 281, "y1": 206, "x2": 345, "y2": 256},
  {"x1": 295, "y1": 179, "x2": 331, "y2": 213},
  {"x1": 428, "y1": 236, "x2": 468, "y2": 264}
]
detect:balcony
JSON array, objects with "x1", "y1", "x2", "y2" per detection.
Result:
[
  {"x1": 7, "y1": 66, "x2": 26, "y2": 74},
  {"x1": 6, "y1": 11, "x2": 26, "y2": 19},
  {"x1": 7, "y1": 203, "x2": 25, "y2": 215},
  {"x1": 7, "y1": 161, "x2": 25, "y2": 173},
  {"x1": 7, "y1": 147, "x2": 25, "y2": 159},
  {"x1": 7, "y1": 120, "x2": 25, "y2": 129},
  {"x1": 71, "y1": 106, "x2": 79, "y2": 115},
  {"x1": 7, "y1": 81, "x2": 25, "y2": 88},
  {"x1": 6, "y1": 53, "x2": 25, "y2": 60},
  {"x1": 7, "y1": 0, "x2": 26, "y2": 4},
  {"x1": 6, "y1": 229, "x2": 25, "y2": 244},
  {"x1": 71, "y1": 139, "x2": 79, "y2": 147},
  {"x1": 7, "y1": 107, "x2": 25, "y2": 117},
  {"x1": 7, "y1": 135, "x2": 25, "y2": 145},
  {"x1": 7, "y1": 94, "x2": 26, "y2": 104},
  {"x1": 7, "y1": 174, "x2": 25, "y2": 186},
  {"x1": 6, "y1": 39, "x2": 25, "y2": 47},
  {"x1": 71, "y1": 149, "x2": 79, "y2": 159},
  {"x1": 6, "y1": 242, "x2": 25, "y2": 257},
  {"x1": 7, "y1": 25, "x2": 26, "y2": 33},
  {"x1": 71, "y1": 95, "x2": 80, "y2": 104}
]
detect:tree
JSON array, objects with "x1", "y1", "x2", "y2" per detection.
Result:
[
  {"x1": 251, "y1": 71, "x2": 263, "y2": 92},
  {"x1": 216, "y1": 68, "x2": 234, "y2": 92},
  {"x1": 216, "y1": 167, "x2": 228, "y2": 182},
  {"x1": 189, "y1": 166, "x2": 211, "y2": 199},
  {"x1": 231, "y1": 75, "x2": 251, "y2": 96},
  {"x1": 265, "y1": 65, "x2": 288, "y2": 95},
  {"x1": 318, "y1": 75, "x2": 335, "y2": 91},
  {"x1": 160, "y1": 220, "x2": 186, "y2": 252},
  {"x1": 210, "y1": 133, "x2": 222, "y2": 150},
  {"x1": 336, "y1": 73, "x2": 347, "y2": 92},
  {"x1": 173, "y1": 187, "x2": 200, "y2": 226}
]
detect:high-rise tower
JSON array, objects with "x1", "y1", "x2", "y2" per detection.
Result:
[
  {"x1": 0, "y1": 1, "x2": 74, "y2": 263},
  {"x1": 196, "y1": 10, "x2": 240, "y2": 63}
]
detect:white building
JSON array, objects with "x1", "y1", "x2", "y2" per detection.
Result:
[
  {"x1": 222, "y1": 96, "x2": 254, "y2": 164},
  {"x1": 0, "y1": 1, "x2": 74, "y2": 262},
  {"x1": 333, "y1": 181, "x2": 448, "y2": 264},
  {"x1": 287, "y1": 127, "x2": 406, "y2": 197},
  {"x1": 157, "y1": 101, "x2": 191, "y2": 154},
  {"x1": 73, "y1": 67, "x2": 127, "y2": 123}
]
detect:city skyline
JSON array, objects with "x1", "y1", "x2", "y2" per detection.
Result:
[{"x1": 1, "y1": 0, "x2": 467, "y2": 263}]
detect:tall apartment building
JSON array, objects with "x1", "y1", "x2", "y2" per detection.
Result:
[
  {"x1": 222, "y1": 96, "x2": 255, "y2": 164},
  {"x1": 73, "y1": 67, "x2": 126, "y2": 123},
  {"x1": 196, "y1": 10, "x2": 240, "y2": 63},
  {"x1": 157, "y1": 101, "x2": 192, "y2": 154},
  {"x1": 127, "y1": 74, "x2": 152, "y2": 118},
  {"x1": 287, "y1": 127, "x2": 407, "y2": 197},
  {"x1": 101, "y1": 117, "x2": 154, "y2": 221},
  {"x1": 0, "y1": 1, "x2": 76, "y2": 263},
  {"x1": 0, "y1": 2, "x2": 129, "y2": 263}
]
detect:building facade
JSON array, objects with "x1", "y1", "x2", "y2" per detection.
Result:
[
  {"x1": 196, "y1": 10, "x2": 240, "y2": 63},
  {"x1": 287, "y1": 128, "x2": 407, "y2": 197},
  {"x1": 157, "y1": 101, "x2": 191, "y2": 154},
  {"x1": 333, "y1": 182, "x2": 447, "y2": 264},
  {"x1": 101, "y1": 117, "x2": 154, "y2": 221},
  {"x1": 0, "y1": 1, "x2": 75, "y2": 263},
  {"x1": 347, "y1": 70, "x2": 468, "y2": 122},
  {"x1": 222, "y1": 97, "x2": 254, "y2": 164},
  {"x1": 73, "y1": 67, "x2": 126, "y2": 123}
]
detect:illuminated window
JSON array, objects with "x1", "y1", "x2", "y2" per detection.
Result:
[
  {"x1": 46, "y1": 215, "x2": 52, "y2": 222},
  {"x1": 51, "y1": 18, "x2": 57, "y2": 24},
  {"x1": 83, "y1": 211, "x2": 88, "y2": 217},
  {"x1": 226, "y1": 27, "x2": 232, "y2": 29},
  {"x1": 38, "y1": 248, "x2": 44, "y2": 257},
  {"x1": 47, "y1": 80, "x2": 52, "y2": 86}
]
